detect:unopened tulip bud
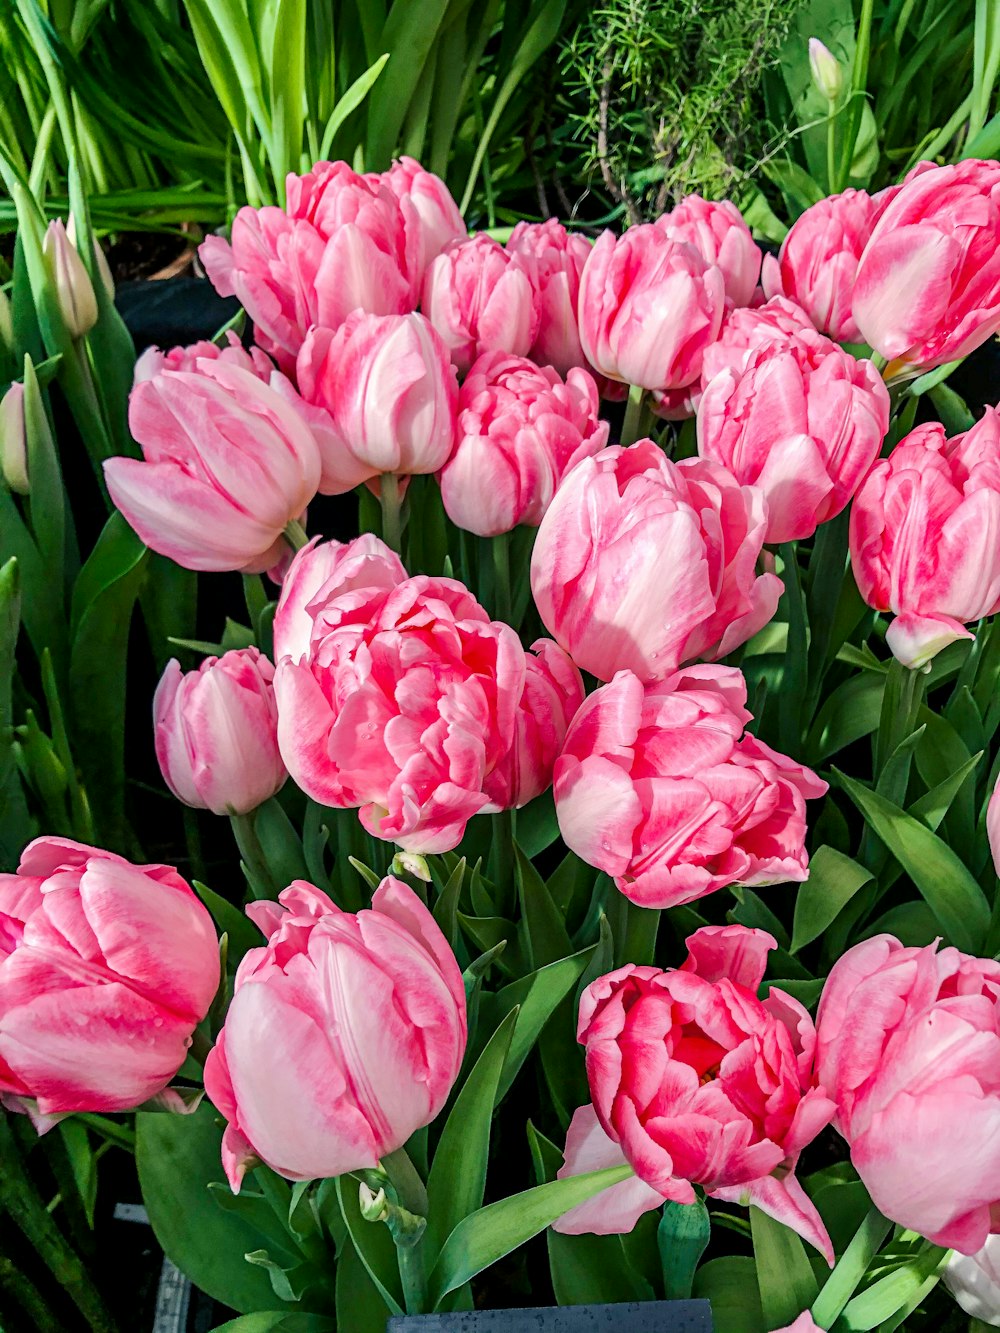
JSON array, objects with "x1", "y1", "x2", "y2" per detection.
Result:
[
  {"x1": 391, "y1": 851, "x2": 432, "y2": 882},
  {"x1": 359, "y1": 1182, "x2": 390, "y2": 1222},
  {"x1": 0, "y1": 382, "x2": 28, "y2": 494},
  {"x1": 809, "y1": 38, "x2": 843, "y2": 103},
  {"x1": 67, "y1": 215, "x2": 115, "y2": 302},
  {"x1": 0, "y1": 288, "x2": 13, "y2": 357},
  {"x1": 43, "y1": 219, "x2": 98, "y2": 338}
]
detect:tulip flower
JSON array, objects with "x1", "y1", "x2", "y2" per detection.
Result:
[
  {"x1": 849, "y1": 408, "x2": 1000, "y2": 668},
  {"x1": 808, "y1": 38, "x2": 843, "y2": 103},
  {"x1": 0, "y1": 382, "x2": 28, "y2": 494},
  {"x1": 506, "y1": 219, "x2": 593, "y2": 376},
  {"x1": 852, "y1": 158, "x2": 1000, "y2": 371},
  {"x1": 773, "y1": 1317, "x2": 823, "y2": 1333},
  {"x1": 133, "y1": 332, "x2": 275, "y2": 385},
  {"x1": 203, "y1": 875, "x2": 466, "y2": 1190},
  {"x1": 578, "y1": 224, "x2": 725, "y2": 390},
  {"x1": 295, "y1": 310, "x2": 458, "y2": 493},
  {"x1": 697, "y1": 327, "x2": 890, "y2": 543},
  {"x1": 945, "y1": 1236, "x2": 1000, "y2": 1325},
  {"x1": 370, "y1": 156, "x2": 466, "y2": 285},
  {"x1": 439, "y1": 351, "x2": 609, "y2": 537},
  {"x1": 105, "y1": 357, "x2": 321, "y2": 573},
  {"x1": 988, "y1": 773, "x2": 1000, "y2": 878},
  {"x1": 0, "y1": 837, "x2": 219, "y2": 1118},
  {"x1": 553, "y1": 925, "x2": 835, "y2": 1260},
  {"x1": 530, "y1": 440, "x2": 782, "y2": 683},
  {"x1": 554, "y1": 665, "x2": 826, "y2": 908},
  {"x1": 656, "y1": 195, "x2": 762, "y2": 308},
  {"x1": 816, "y1": 933, "x2": 1000, "y2": 1252},
  {"x1": 43, "y1": 219, "x2": 98, "y2": 339},
  {"x1": 154, "y1": 649, "x2": 286, "y2": 816},
  {"x1": 422, "y1": 233, "x2": 538, "y2": 375}
]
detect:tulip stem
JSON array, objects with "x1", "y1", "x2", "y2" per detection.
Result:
[
  {"x1": 283, "y1": 519, "x2": 309, "y2": 552},
  {"x1": 380, "y1": 472, "x2": 404, "y2": 555},
  {"x1": 621, "y1": 383, "x2": 647, "y2": 447},
  {"x1": 381, "y1": 1148, "x2": 429, "y2": 1314},
  {"x1": 492, "y1": 531, "x2": 512, "y2": 624},
  {"x1": 230, "y1": 811, "x2": 277, "y2": 899}
]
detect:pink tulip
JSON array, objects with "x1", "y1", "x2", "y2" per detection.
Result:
[
  {"x1": 438, "y1": 351, "x2": 609, "y2": 537},
  {"x1": 369, "y1": 156, "x2": 466, "y2": 286},
  {"x1": 577, "y1": 225, "x2": 725, "y2": 390},
  {"x1": 816, "y1": 934, "x2": 1000, "y2": 1253},
  {"x1": 530, "y1": 440, "x2": 782, "y2": 682},
  {"x1": 554, "y1": 665, "x2": 826, "y2": 908},
  {"x1": 106, "y1": 357, "x2": 320, "y2": 573},
  {"x1": 43, "y1": 219, "x2": 98, "y2": 339},
  {"x1": 849, "y1": 408, "x2": 1000, "y2": 668},
  {"x1": 852, "y1": 159, "x2": 1000, "y2": 371},
  {"x1": 656, "y1": 195, "x2": 762, "y2": 308},
  {"x1": 133, "y1": 332, "x2": 275, "y2": 385},
  {"x1": 0, "y1": 837, "x2": 219, "y2": 1118},
  {"x1": 653, "y1": 294, "x2": 814, "y2": 420},
  {"x1": 154, "y1": 649, "x2": 286, "y2": 816},
  {"x1": 295, "y1": 311, "x2": 458, "y2": 493},
  {"x1": 506, "y1": 220, "x2": 593, "y2": 376},
  {"x1": 771, "y1": 1317, "x2": 823, "y2": 1333},
  {"x1": 200, "y1": 161, "x2": 412, "y2": 372},
  {"x1": 553, "y1": 925, "x2": 835, "y2": 1259},
  {"x1": 204, "y1": 876, "x2": 465, "y2": 1190},
  {"x1": 761, "y1": 188, "x2": 893, "y2": 342},
  {"x1": 697, "y1": 327, "x2": 890, "y2": 543},
  {"x1": 422, "y1": 233, "x2": 538, "y2": 375},
  {"x1": 989, "y1": 773, "x2": 1000, "y2": 878}
]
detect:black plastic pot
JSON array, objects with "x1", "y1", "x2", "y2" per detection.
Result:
[{"x1": 387, "y1": 1299, "x2": 713, "y2": 1331}]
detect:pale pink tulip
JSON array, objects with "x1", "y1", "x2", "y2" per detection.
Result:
[
  {"x1": 154, "y1": 649, "x2": 286, "y2": 816},
  {"x1": 816, "y1": 934, "x2": 1000, "y2": 1253},
  {"x1": 370, "y1": 156, "x2": 466, "y2": 286},
  {"x1": 43, "y1": 219, "x2": 98, "y2": 338},
  {"x1": 295, "y1": 311, "x2": 458, "y2": 493},
  {"x1": 989, "y1": 773, "x2": 1000, "y2": 878},
  {"x1": 852, "y1": 159, "x2": 1000, "y2": 371},
  {"x1": 697, "y1": 327, "x2": 890, "y2": 543},
  {"x1": 439, "y1": 351, "x2": 608, "y2": 537},
  {"x1": 657, "y1": 195, "x2": 762, "y2": 308},
  {"x1": 106, "y1": 358, "x2": 321, "y2": 573},
  {"x1": 849, "y1": 409, "x2": 1000, "y2": 667},
  {"x1": 204, "y1": 876, "x2": 465, "y2": 1190},
  {"x1": 771, "y1": 1317, "x2": 823, "y2": 1333},
  {"x1": 554, "y1": 665, "x2": 826, "y2": 908},
  {"x1": 530, "y1": 440, "x2": 782, "y2": 682},
  {"x1": 506, "y1": 220, "x2": 593, "y2": 376},
  {"x1": 945, "y1": 1236, "x2": 1000, "y2": 1324},
  {"x1": 577, "y1": 225, "x2": 725, "y2": 390},
  {"x1": 0, "y1": 838, "x2": 219, "y2": 1117},
  {"x1": 422, "y1": 233, "x2": 538, "y2": 374},
  {"x1": 0, "y1": 382, "x2": 28, "y2": 495},
  {"x1": 554, "y1": 925, "x2": 835, "y2": 1259},
  {"x1": 133, "y1": 332, "x2": 274, "y2": 385}
]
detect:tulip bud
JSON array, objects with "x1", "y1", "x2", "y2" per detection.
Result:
[
  {"x1": 391, "y1": 851, "x2": 432, "y2": 882},
  {"x1": 66, "y1": 215, "x2": 115, "y2": 302},
  {"x1": 809, "y1": 38, "x2": 843, "y2": 103},
  {"x1": 43, "y1": 219, "x2": 98, "y2": 339},
  {"x1": 0, "y1": 382, "x2": 28, "y2": 494},
  {"x1": 359, "y1": 1182, "x2": 390, "y2": 1222},
  {"x1": 0, "y1": 288, "x2": 13, "y2": 358}
]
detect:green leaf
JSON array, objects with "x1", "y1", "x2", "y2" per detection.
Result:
[
  {"x1": 334, "y1": 1176, "x2": 404, "y2": 1316},
  {"x1": 515, "y1": 789, "x2": 560, "y2": 858},
  {"x1": 0, "y1": 558, "x2": 32, "y2": 866},
  {"x1": 194, "y1": 880, "x2": 260, "y2": 960},
  {"x1": 334, "y1": 1236, "x2": 393, "y2": 1333},
  {"x1": 210, "y1": 1317, "x2": 335, "y2": 1333},
  {"x1": 811, "y1": 1205, "x2": 892, "y2": 1328},
  {"x1": 835, "y1": 769, "x2": 990, "y2": 952},
  {"x1": 659, "y1": 1199, "x2": 711, "y2": 1301},
  {"x1": 21, "y1": 355, "x2": 65, "y2": 585},
  {"x1": 516, "y1": 841, "x2": 572, "y2": 968},
  {"x1": 319, "y1": 53, "x2": 390, "y2": 160},
  {"x1": 427, "y1": 1164, "x2": 634, "y2": 1308},
  {"x1": 750, "y1": 1206, "x2": 819, "y2": 1331},
  {"x1": 58, "y1": 1119, "x2": 97, "y2": 1228},
  {"x1": 366, "y1": 0, "x2": 454, "y2": 169},
  {"x1": 807, "y1": 674, "x2": 884, "y2": 764},
  {"x1": 692, "y1": 1255, "x2": 765, "y2": 1333},
  {"x1": 791, "y1": 847, "x2": 874, "y2": 952},
  {"x1": 837, "y1": 1242, "x2": 949, "y2": 1329},
  {"x1": 547, "y1": 1230, "x2": 654, "y2": 1305},
  {"x1": 269, "y1": 0, "x2": 307, "y2": 189}
]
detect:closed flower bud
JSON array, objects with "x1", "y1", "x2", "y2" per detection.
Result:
[
  {"x1": 66, "y1": 215, "x2": 115, "y2": 302},
  {"x1": 0, "y1": 383, "x2": 28, "y2": 494},
  {"x1": 808, "y1": 38, "x2": 843, "y2": 102},
  {"x1": 43, "y1": 219, "x2": 98, "y2": 339}
]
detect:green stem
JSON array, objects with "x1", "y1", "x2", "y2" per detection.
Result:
[
  {"x1": 283, "y1": 518, "x2": 309, "y2": 552},
  {"x1": 836, "y1": 0, "x2": 876, "y2": 191},
  {"x1": 826, "y1": 100, "x2": 839, "y2": 194},
  {"x1": 870, "y1": 350, "x2": 888, "y2": 374},
  {"x1": 0, "y1": 1253, "x2": 69, "y2": 1333},
  {"x1": 620, "y1": 384, "x2": 647, "y2": 447},
  {"x1": 381, "y1": 1148, "x2": 428, "y2": 1316},
  {"x1": 229, "y1": 810, "x2": 276, "y2": 899},
  {"x1": 492, "y1": 531, "x2": 512, "y2": 625},
  {"x1": 490, "y1": 807, "x2": 516, "y2": 916},
  {"x1": 379, "y1": 472, "x2": 404, "y2": 555}
]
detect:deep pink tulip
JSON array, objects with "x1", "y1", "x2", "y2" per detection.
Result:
[
  {"x1": 816, "y1": 934, "x2": 1000, "y2": 1253},
  {"x1": 577, "y1": 225, "x2": 725, "y2": 390},
  {"x1": 439, "y1": 351, "x2": 609, "y2": 537},
  {"x1": 369, "y1": 156, "x2": 466, "y2": 286},
  {"x1": 553, "y1": 925, "x2": 835, "y2": 1259},
  {"x1": 761, "y1": 188, "x2": 893, "y2": 342},
  {"x1": 200, "y1": 161, "x2": 412, "y2": 371},
  {"x1": 133, "y1": 333, "x2": 274, "y2": 385},
  {"x1": 106, "y1": 358, "x2": 321, "y2": 573},
  {"x1": 656, "y1": 195, "x2": 762, "y2": 308},
  {"x1": 697, "y1": 328, "x2": 890, "y2": 543},
  {"x1": 554, "y1": 665, "x2": 826, "y2": 908},
  {"x1": 295, "y1": 311, "x2": 458, "y2": 493},
  {"x1": 0, "y1": 838, "x2": 219, "y2": 1118},
  {"x1": 530, "y1": 440, "x2": 782, "y2": 682},
  {"x1": 852, "y1": 159, "x2": 1000, "y2": 371},
  {"x1": 154, "y1": 648, "x2": 286, "y2": 816},
  {"x1": 849, "y1": 408, "x2": 1000, "y2": 667},
  {"x1": 204, "y1": 876, "x2": 465, "y2": 1190},
  {"x1": 422, "y1": 233, "x2": 538, "y2": 374},
  {"x1": 506, "y1": 220, "x2": 593, "y2": 376}
]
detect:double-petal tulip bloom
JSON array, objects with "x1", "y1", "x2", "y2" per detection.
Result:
[
  {"x1": 697, "y1": 328, "x2": 890, "y2": 543},
  {"x1": 553, "y1": 665, "x2": 826, "y2": 908},
  {"x1": 439, "y1": 351, "x2": 609, "y2": 537},
  {"x1": 578, "y1": 224, "x2": 726, "y2": 390},
  {"x1": 0, "y1": 838, "x2": 219, "y2": 1118},
  {"x1": 154, "y1": 648, "x2": 286, "y2": 816},
  {"x1": 761, "y1": 188, "x2": 891, "y2": 342},
  {"x1": 530, "y1": 440, "x2": 782, "y2": 682},
  {"x1": 656, "y1": 195, "x2": 762, "y2": 308},
  {"x1": 816, "y1": 934, "x2": 1000, "y2": 1253},
  {"x1": 200, "y1": 161, "x2": 413, "y2": 371},
  {"x1": 506, "y1": 220, "x2": 593, "y2": 377},
  {"x1": 204, "y1": 876, "x2": 466, "y2": 1190},
  {"x1": 272, "y1": 537, "x2": 581, "y2": 852},
  {"x1": 849, "y1": 408, "x2": 1000, "y2": 668},
  {"x1": 368, "y1": 156, "x2": 466, "y2": 286},
  {"x1": 296, "y1": 311, "x2": 458, "y2": 493},
  {"x1": 422, "y1": 233, "x2": 538, "y2": 375},
  {"x1": 133, "y1": 332, "x2": 275, "y2": 385},
  {"x1": 106, "y1": 358, "x2": 321, "y2": 573},
  {"x1": 852, "y1": 158, "x2": 1000, "y2": 371},
  {"x1": 554, "y1": 925, "x2": 835, "y2": 1260}
]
